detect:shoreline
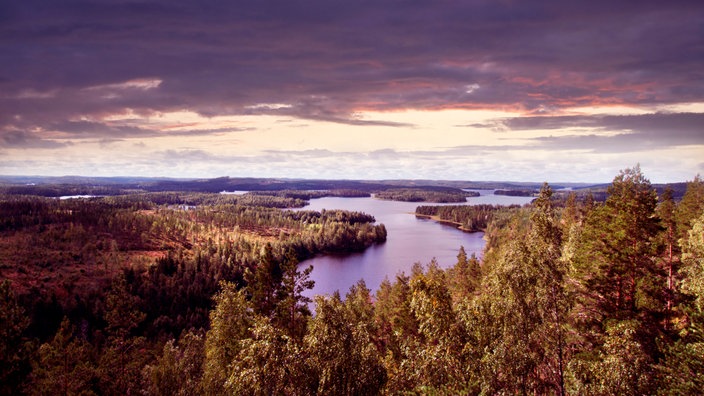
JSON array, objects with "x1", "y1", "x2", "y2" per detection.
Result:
[{"x1": 414, "y1": 213, "x2": 481, "y2": 233}]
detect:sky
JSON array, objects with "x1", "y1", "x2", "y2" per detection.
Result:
[{"x1": 1, "y1": 0, "x2": 703, "y2": 183}]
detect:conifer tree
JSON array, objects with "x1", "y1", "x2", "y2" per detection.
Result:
[
  {"x1": 447, "y1": 246, "x2": 481, "y2": 302},
  {"x1": 658, "y1": 187, "x2": 679, "y2": 316},
  {"x1": 104, "y1": 274, "x2": 145, "y2": 340},
  {"x1": 676, "y1": 175, "x2": 704, "y2": 242},
  {"x1": 656, "y1": 212, "x2": 704, "y2": 394},
  {"x1": 374, "y1": 274, "x2": 418, "y2": 391},
  {"x1": 529, "y1": 183, "x2": 568, "y2": 395},
  {"x1": 202, "y1": 283, "x2": 254, "y2": 395},
  {"x1": 465, "y1": 183, "x2": 569, "y2": 395},
  {"x1": 244, "y1": 243, "x2": 282, "y2": 316},
  {"x1": 572, "y1": 165, "x2": 662, "y2": 320},
  {"x1": 568, "y1": 166, "x2": 662, "y2": 394},
  {"x1": 274, "y1": 250, "x2": 314, "y2": 340},
  {"x1": 29, "y1": 317, "x2": 96, "y2": 396},
  {"x1": 99, "y1": 273, "x2": 148, "y2": 396},
  {"x1": 344, "y1": 280, "x2": 377, "y2": 339},
  {"x1": 143, "y1": 330, "x2": 204, "y2": 396},
  {"x1": 561, "y1": 191, "x2": 580, "y2": 233},
  {"x1": 681, "y1": 213, "x2": 704, "y2": 310},
  {"x1": 0, "y1": 280, "x2": 32, "y2": 396}
]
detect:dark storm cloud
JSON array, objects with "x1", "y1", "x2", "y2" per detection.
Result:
[
  {"x1": 48, "y1": 120, "x2": 152, "y2": 138},
  {"x1": 49, "y1": 120, "x2": 251, "y2": 138},
  {"x1": 1, "y1": 0, "x2": 703, "y2": 142},
  {"x1": 1, "y1": 130, "x2": 69, "y2": 149},
  {"x1": 245, "y1": 100, "x2": 415, "y2": 128},
  {"x1": 495, "y1": 112, "x2": 704, "y2": 152}
]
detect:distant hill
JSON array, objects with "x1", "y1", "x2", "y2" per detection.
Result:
[{"x1": 0, "y1": 175, "x2": 690, "y2": 200}]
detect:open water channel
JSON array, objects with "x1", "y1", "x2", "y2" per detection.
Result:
[{"x1": 299, "y1": 190, "x2": 535, "y2": 299}]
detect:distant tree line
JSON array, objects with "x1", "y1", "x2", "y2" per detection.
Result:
[
  {"x1": 375, "y1": 188, "x2": 478, "y2": 203},
  {"x1": 493, "y1": 188, "x2": 536, "y2": 197},
  {"x1": 251, "y1": 189, "x2": 371, "y2": 200}
]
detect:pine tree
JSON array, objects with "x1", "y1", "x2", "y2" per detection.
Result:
[
  {"x1": 374, "y1": 274, "x2": 418, "y2": 391},
  {"x1": 98, "y1": 274, "x2": 147, "y2": 396},
  {"x1": 244, "y1": 243, "x2": 282, "y2": 316},
  {"x1": 561, "y1": 191, "x2": 580, "y2": 233},
  {"x1": 447, "y1": 246, "x2": 481, "y2": 303},
  {"x1": 568, "y1": 166, "x2": 662, "y2": 394},
  {"x1": 344, "y1": 280, "x2": 377, "y2": 340},
  {"x1": 464, "y1": 183, "x2": 569, "y2": 395},
  {"x1": 572, "y1": 166, "x2": 662, "y2": 320},
  {"x1": 676, "y1": 175, "x2": 704, "y2": 242},
  {"x1": 0, "y1": 280, "x2": 32, "y2": 396},
  {"x1": 681, "y1": 212, "x2": 704, "y2": 310},
  {"x1": 103, "y1": 274, "x2": 145, "y2": 341},
  {"x1": 658, "y1": 187, "x2": 679, "y2": 317},
  {"x1": 143, "y1": 330, "x2": 205, "y2": 396},
  {"x1": 274, "y1": 250, "x2": 314, "y2": 340},
  {"x1": 202, "y1": 282, "x2": 254, "y2": 395},
  {"x1": 529, "y1": 183, "x2": 568, "y2": 395},
  {"x1": 656, "y1": 212, "x2": 704, "y2": 394},
  {"x1": 29, "y1": 317, "x2": 96, "y2": 396}
]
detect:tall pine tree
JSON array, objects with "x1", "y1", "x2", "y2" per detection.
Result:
[{"x1": 568, "y1": 166, "x2": 663, "y2": 394}]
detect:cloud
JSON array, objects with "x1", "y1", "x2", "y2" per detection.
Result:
[
  {"x1": 3, "y1": 0, "x2": 703, "y2": 125},
  {"x1": 84, "y1": 78, "x2": 163, "y2": 92},
  {"x1": 48, "y1": 120, "x2": 154, "y2": 138},
  {"x1": 156, "y1": 149, "x2": 275, "y2": 165},
  {"x1": 98, "y1": 138, "x2": 124, "y2": 148},
  {"x1": 495, "y1": 112, "x2": 704, "y2": 152},
  {"x1": 1, "y1": 0, "x2": 703, "y2": 180},
  {"x1": 244, "y1": 98, "x2": 417, "y2": 127},
  {"x1": 0, "y1": 130, "x2": 69, "y2": 149}
]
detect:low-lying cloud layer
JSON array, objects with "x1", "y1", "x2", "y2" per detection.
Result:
[{"x1": 1, "y1": 0, "x2": 702, "y2": 182}]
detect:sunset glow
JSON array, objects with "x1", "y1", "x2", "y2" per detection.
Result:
[{"x1": 1, "y1": 1, "x2": 702, "y2": 182}]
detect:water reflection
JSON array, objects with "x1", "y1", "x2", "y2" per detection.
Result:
[{"x1": 299, "y1": 191, "x2": 534, "y2": 298}]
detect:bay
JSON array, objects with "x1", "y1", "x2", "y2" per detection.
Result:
[{"x1": 299, "y1": 190, "x2": 534, "y2": 298}]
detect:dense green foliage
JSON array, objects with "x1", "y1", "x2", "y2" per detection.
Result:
[
  {"x1": 375, "y1": 188, "x2": 478, "y2": 203},
  {"x1": 251, "y1": 189, "x2": 371, "y2": 200},
  {"x1": 0, "y1": 191, "x2": 387, "y2": 395},
  {"x1": 1, "y1": 168, "x2": 703, "y2": 395},
  {"x1": 416, "y1": 204, "x2": 522, "y2": 232},
  {"x1": 494, "y1": 189, "x2": 537, "y2": 197}
]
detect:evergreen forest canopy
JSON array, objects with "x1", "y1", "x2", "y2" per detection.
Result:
[{"x1": 1, "y1": 166, "x2": 704, "y2": 395}]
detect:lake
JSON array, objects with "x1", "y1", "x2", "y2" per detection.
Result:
[
  {"x1": 299, "y1": 190, "x2": 535, "y2": 299},
  {"x1": 58, "y1": 195, "x2": 99, "y2": 200}
]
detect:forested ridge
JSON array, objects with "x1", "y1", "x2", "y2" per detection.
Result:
[
  {"x1": 2, "y1": 167, "x2": 704, "y2": 395},
  {"x1": 375, "y1": 188, "x2": 479, "y2": 203}
]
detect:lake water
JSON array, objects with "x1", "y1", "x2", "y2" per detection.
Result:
[
  {"x1": 59, "y1": 195, "x2": 99, "y2": 200},
  {"x1": 299, "y1": 190, "x2": 535, "y2": 299}
]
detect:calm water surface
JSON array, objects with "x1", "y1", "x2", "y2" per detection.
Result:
[{"x1": 300, "y1": 190, "x2": 534, "y2": 298}]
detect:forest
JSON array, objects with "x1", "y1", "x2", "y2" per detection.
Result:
[
  {"x1": 494, "y1": 189, "x2": 537, "y2": 197},
  {"x1": 415, "y1": 204, "x2": 523, "y2": 232},
  {"x1": 1, "y1": 166, "x2": 704, "y2": 395},
  {"x1": 375, "y1": 188, "x2": 479, "y2": 203}
]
